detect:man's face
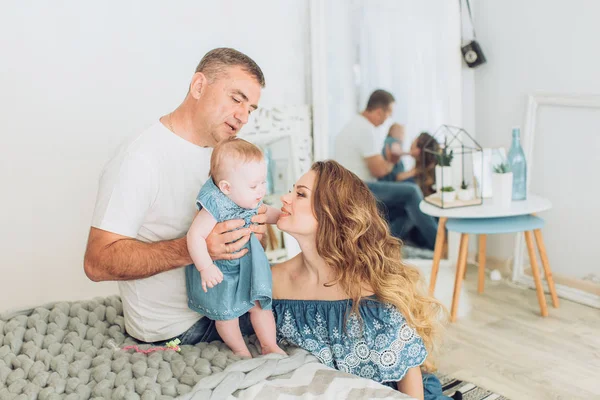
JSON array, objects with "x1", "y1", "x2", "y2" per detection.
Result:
[
  {"x1": 375, "y1": 104, "x2": 394, "y2": 126},
  {"x1": 193, "y1": 66, "x2": 262, "y2": 146}
]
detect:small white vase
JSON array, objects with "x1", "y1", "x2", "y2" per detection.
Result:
[
  {"x1": 435, "y1": 166, "x2": 452, "y2": 193},
  {"x1": 492, "y1": 172, "x2": 513, "y2": 207},
  {"x1": 457, "y1": 188, "x2": 475, "y2": 201},
  {"x1": 441, "y1": 191, "x2": 456, "y2": 204}
]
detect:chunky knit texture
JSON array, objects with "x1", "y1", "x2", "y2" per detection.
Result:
[{"x1": 0, "y1": 296, "x2": 324, "y2": 400}]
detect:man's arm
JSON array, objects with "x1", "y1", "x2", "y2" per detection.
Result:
[
  {"x1": 84, "y1": 218, "x2": 259, "y2": 282},
  {"x1": 83, "y1": 227, "x2": 191, "y2": 282},
  {"x1": 364, "y1": 154, "x2": 395, "y2": 179}
]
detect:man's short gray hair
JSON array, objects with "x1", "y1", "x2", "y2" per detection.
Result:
[{"x1": 195, "y1": 48, "x2": 265, "y2": 88}]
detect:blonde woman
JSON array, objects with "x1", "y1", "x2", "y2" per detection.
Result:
[{"x1": 271, "y1": 160, "x2": 453, "y2": 400}]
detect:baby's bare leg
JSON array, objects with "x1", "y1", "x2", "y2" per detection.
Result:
[
  {"x1": 215, "y1": 318, "x2": 251, "y2": 357},
  {"x1": 249, "y1": 302, "x2": 286, "y2": 356}
]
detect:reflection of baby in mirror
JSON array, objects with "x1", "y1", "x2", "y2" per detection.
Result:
[
  {"x1": 385, "y1": 123, "x2": 406, "y2": 156},
  {"x1": 185, "y1": 138, "x2": 285, "y2": 357},
  {"x1": 379, "y1": 123, "x2": 406, "y2": 182}
]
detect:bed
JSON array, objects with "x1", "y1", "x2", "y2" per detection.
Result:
[{"x1": 0, "y1": 296, "x2": 411, "y2": 400}]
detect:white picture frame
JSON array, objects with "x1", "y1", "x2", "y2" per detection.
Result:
[{"x1": 512, "y1": 93, "x2": 600, "y2": 308}]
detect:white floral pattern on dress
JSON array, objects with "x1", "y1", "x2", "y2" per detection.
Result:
[{"x1": 274, "y1": 300, "x2": 428, "y2": 383}]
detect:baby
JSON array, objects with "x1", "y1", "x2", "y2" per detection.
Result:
[
  {"x1": 186, "y1": 138, "x2": 285, "y2": 357},
  {"x1": 379, "y1": 122, "x2": 406, "y2": 182}
]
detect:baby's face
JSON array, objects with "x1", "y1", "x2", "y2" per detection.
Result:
[{"x1": 224, "y1": 160, "x2": 267, "y2": 209}]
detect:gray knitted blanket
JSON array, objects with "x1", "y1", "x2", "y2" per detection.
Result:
[{"x1": 0, "y1": 296, "x2": 409, "y2": 400}]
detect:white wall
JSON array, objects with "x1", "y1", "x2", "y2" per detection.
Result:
[
  {"x1": 324, "y1": 0, "x2": 360, "y2": 158},
  {"x1": 0, "y1": 1, "x2": 311, "y2": 313},
  {"x1": 325, "y1": 0, "x2": 462, "y2": 165},
  {"x1": 473, "y1": 0, "x2": 600, "y2": 279}
]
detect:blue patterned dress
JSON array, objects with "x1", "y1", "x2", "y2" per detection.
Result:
[
  {"x1": 273, "y1": 296, "x2": 451, "y2": 399},
  {"x1": 185, "y1": 178, "x2": 271, "y2": 320}
]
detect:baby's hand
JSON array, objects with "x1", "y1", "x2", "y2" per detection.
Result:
[{"x1": 198, "y1": 264, "x2": 224, "y2": 293}]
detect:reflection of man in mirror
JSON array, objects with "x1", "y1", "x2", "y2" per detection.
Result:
[{"x1": 334, "y1": 89, "x2": 438, "y2": 250}]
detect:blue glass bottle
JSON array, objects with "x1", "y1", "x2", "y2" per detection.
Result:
[{"x1": 508, "y1": 127, "x2": 527, "y2": 200}]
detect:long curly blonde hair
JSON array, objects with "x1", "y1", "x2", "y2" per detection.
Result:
[{"x1": 311, "y1": 160, "x2": 447, "y2": 371}]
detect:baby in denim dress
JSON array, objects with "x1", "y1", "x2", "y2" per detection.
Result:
[{"x1": 186, "y1": 138, "x2": 285, "y2": 357}]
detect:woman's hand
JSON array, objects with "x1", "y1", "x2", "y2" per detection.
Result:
[
  {"x1": 250, "y1": 204, "x2": 268, "y2": 241},
  {"x1": 396, "y1": 168, "x2": 416, "y2": 182}
]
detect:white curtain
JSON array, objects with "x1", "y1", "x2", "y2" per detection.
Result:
[{"x1": 355, "y1": 0, "x2": 462, "y2": 168}]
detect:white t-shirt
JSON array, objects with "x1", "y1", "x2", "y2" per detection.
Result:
[
  {"x1": 334, "y1": 114, "x2": 386, "y2": 182},
  {"x1": 91, "y1": 122, "x2": 212, "y2": 342}
]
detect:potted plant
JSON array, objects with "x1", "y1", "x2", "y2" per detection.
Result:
[
  {"x1": 435, "y1": 138, "x2": 453, "y2": 193},
  {"x1": 440, "y1": 186, "x2": 456, "y2": 203},
  {"x1": 458, "y1": 180, "x2": 475, "y2": 201},
  {"x1": 492, "y1": 162, "x2": 513, "y2": 207}
]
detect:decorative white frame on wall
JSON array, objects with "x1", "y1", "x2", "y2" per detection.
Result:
[{"x1": 513, "y1": 93, "x2": 600, "y2": 308}]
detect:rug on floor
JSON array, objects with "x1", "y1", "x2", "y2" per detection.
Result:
[
  {"x1": 436, "y1": 374, "x2": 510, "y2": 400},
  {"x1": 402, "y1": 245, "x2": 434, "y2": 260}
]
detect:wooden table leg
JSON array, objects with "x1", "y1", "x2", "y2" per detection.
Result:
[
  {"x1": 478, "y1": 234, "x2": 487, "y2": 294},
  {"x1": 429, "y1": 217, "x2": 447, "y2": 296},
  {"x1": 524, "y1": 230, "x2": 548, "y2": 317},
  {"x1": 451, "y1": 233, "x2": 469, "y2": 322},
  {"x1": 534, "y1": 229, "x2": 559, "y2": 308}
]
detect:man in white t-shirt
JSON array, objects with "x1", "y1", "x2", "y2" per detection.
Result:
[
  {"x1": 84, "y1": 48, "x2": 271, "y2": 344},
  {"x1": 334, "y1": 90, "x2": 438, "y2": 249}
]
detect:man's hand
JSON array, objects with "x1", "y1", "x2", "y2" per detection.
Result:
[
  {"x1": 198, "y1": 264, "x2": 224, "y2": 293},
  {"x1": 206, "y1": 219, "x2": 251, "y2": 261},
  {"x1": 250, "y1": 205, "x2": 268, "y2": 242},
  {"x1": 205, "y1": 206, "x2": 268, "y2": 261}
]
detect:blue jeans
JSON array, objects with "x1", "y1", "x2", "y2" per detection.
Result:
[
  {"x1": 384, "y1": 374, "x2": 452, "y2": 400},
  {"x1": 159, "y1": 314, "x2": 253, "y2": 345},
  {"x1": 366, "y1": 181, "x2": 438, "y2": 250}
]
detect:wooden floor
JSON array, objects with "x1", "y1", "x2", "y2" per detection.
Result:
[{"x1": 436, "y1": 264, "x2": 600, "y2": 400}]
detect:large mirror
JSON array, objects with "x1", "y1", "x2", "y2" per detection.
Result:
[{"x1": 320, "y1": 0, "x2": 462, "y2": 260}]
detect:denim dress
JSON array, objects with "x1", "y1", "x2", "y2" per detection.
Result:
[
  {"x1": 379, "y1": 136, "x2": 405, "y2": 182},
  {"x1": 185, "y1": 178, "x2": 272, "y2": 320},
  {"x1": 273, "y1": 296, "x2": 451, "y2": 400}
]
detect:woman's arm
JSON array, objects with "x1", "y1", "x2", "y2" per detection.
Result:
[
  {"x1": 396, "y1": 168, "x2": 416, "y2": 182},
  {"x1": 397, "y1": 367, "x2": 424, "y2": 400},
  {"x1": 265, "y1": 204, "x2": 282, "y2": 224}
]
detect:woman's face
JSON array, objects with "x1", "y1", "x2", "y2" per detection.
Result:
[
  {"x1": 277, "y1": 170, "x2": 318, "y2": 237},
  {"x1": 410, "y1": 138, "x2": 421, "y2": 158}
]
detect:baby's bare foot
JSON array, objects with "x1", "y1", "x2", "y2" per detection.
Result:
[
  {"x1": 261, "y1": 344, "x2": 287, "y2": 356},
  {"x1": 233, "y1": 349, "x2": 252, "y2": 358}
]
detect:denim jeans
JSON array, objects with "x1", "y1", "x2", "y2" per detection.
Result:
[
  {"x1": 366, "y1": 181, "x2": 438, "y2": 250},
  {"x1": 166, "y1": 314, "x2": 253, "y2": 345},
  {"x1": 384, "y1": 373, "x2": 453, "y2": 400}
]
